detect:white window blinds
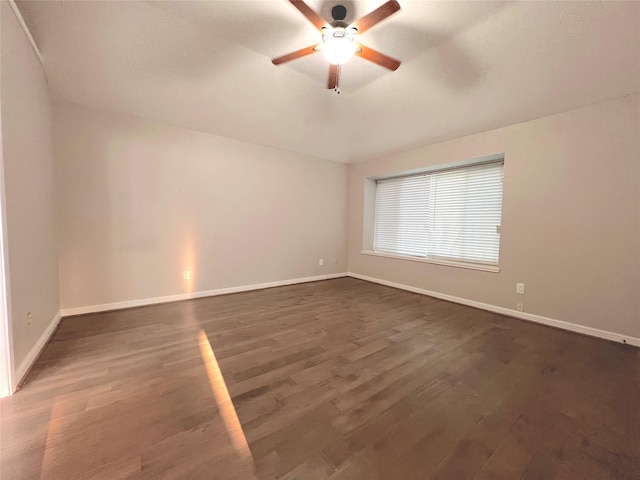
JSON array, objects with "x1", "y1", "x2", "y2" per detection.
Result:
[{"x1": 373, "y1": 161, "x2": 504, "y2": 265}]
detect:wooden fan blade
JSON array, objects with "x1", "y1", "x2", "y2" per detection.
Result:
[
  {"x1": 356, "y1": 44, "x2": 401, "y2": 71},
  {"x1": 289, "y1": 0, "x2": 327, "y2": 31},
  {"x1": 353, "y1": 0, "x2": 401, "y2": 34},
  {"x1": 327, "y1": 64, "x2": 338, "y2": 89},
  {"x1": 272, "y1": 45, "x2": 319, "y2": 65}
]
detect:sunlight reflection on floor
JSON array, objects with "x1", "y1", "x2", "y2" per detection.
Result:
[{"x1": 198, "y1": 329, "x2": 253, "y2": 464}]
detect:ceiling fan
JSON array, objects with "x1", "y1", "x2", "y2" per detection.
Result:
[{"x1": 272, "y1": 0, "x2": 402, "y2": 93}]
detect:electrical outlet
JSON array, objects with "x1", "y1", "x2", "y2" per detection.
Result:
[
  {"x1": 27, "y1": 312, "x2": 32, "y2": 325},
  {"x1": 516, "y1": 301, "x2": 524, "y2": 312},
  {"x1": 318, "y1": 259, "x2": 324, "y2": 266},
  {"x1": 183, "y1": 271, "x2": 191, "y2": 280},
  {"x1": 516, "y1": 283, "x2": 525, "y2": 295}
]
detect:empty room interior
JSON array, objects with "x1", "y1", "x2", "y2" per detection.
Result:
[{"x1": 1, "y1": 0, "x2": 639, "y2": 478}]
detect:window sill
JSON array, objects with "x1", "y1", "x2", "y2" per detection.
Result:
[{"x1": 360, "y1": 250, "x2": 501, "y2": 273}]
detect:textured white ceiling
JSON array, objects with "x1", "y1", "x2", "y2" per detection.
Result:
[{"x1": 16, "y1": 0, "x2": 640, "y2": 163}]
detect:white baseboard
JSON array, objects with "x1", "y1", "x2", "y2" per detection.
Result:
[
  {"x1": 348, "y1": 272, "x2": 640, "y2": 347},
  {"x1": 15, "y1": 310, "x2": 62, "y2": 389},
  {"x1": 61, "y1": 273, "x2": 349, "y2": 318}
]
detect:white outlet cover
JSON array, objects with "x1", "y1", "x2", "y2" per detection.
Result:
[
  {"x1": 319, "y1": 259, "x2": 324, "y2": 266},
  {"x1": 516, "y1": 283, "x2": 525, "y2": 294}
]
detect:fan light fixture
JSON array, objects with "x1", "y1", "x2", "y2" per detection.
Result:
[
  {"x1": 271, "y1": 1, "x2": 402, "y2": 92},
  {"x1": 320, "y1": 26, "x2": 358, "y2": 65}
]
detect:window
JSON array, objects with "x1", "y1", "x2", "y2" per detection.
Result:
[{"x1": 373, "y1": 160, "x2": 504, "y2": 267}]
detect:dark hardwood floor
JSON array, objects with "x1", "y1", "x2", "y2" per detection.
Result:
[{"x1": 1, "y1": 277, "x2": 638, "y2": 479}]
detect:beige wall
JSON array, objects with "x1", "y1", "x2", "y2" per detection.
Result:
[
  {"x1": 348, "y1": 94, "x2": 640, "y2": 338},
  {"x1": 1, "y1": 2, "x2": 60, "y2": 372},
  {"x1": 54, "y1": 102, "x2": 348, "y2": 310}
]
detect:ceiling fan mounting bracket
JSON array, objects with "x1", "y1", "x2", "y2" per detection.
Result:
[{"x1": 331, "y1": 4, "x2": 347, "y2": 21}]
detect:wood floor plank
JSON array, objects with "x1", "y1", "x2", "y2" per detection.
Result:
[{"x1": 1, "y1": 277, "x2": 638, "y2": 479}]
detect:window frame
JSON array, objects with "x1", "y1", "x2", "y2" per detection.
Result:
[{"x1": 363, "y1": 155, "x2": 504, "y2": 273}]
